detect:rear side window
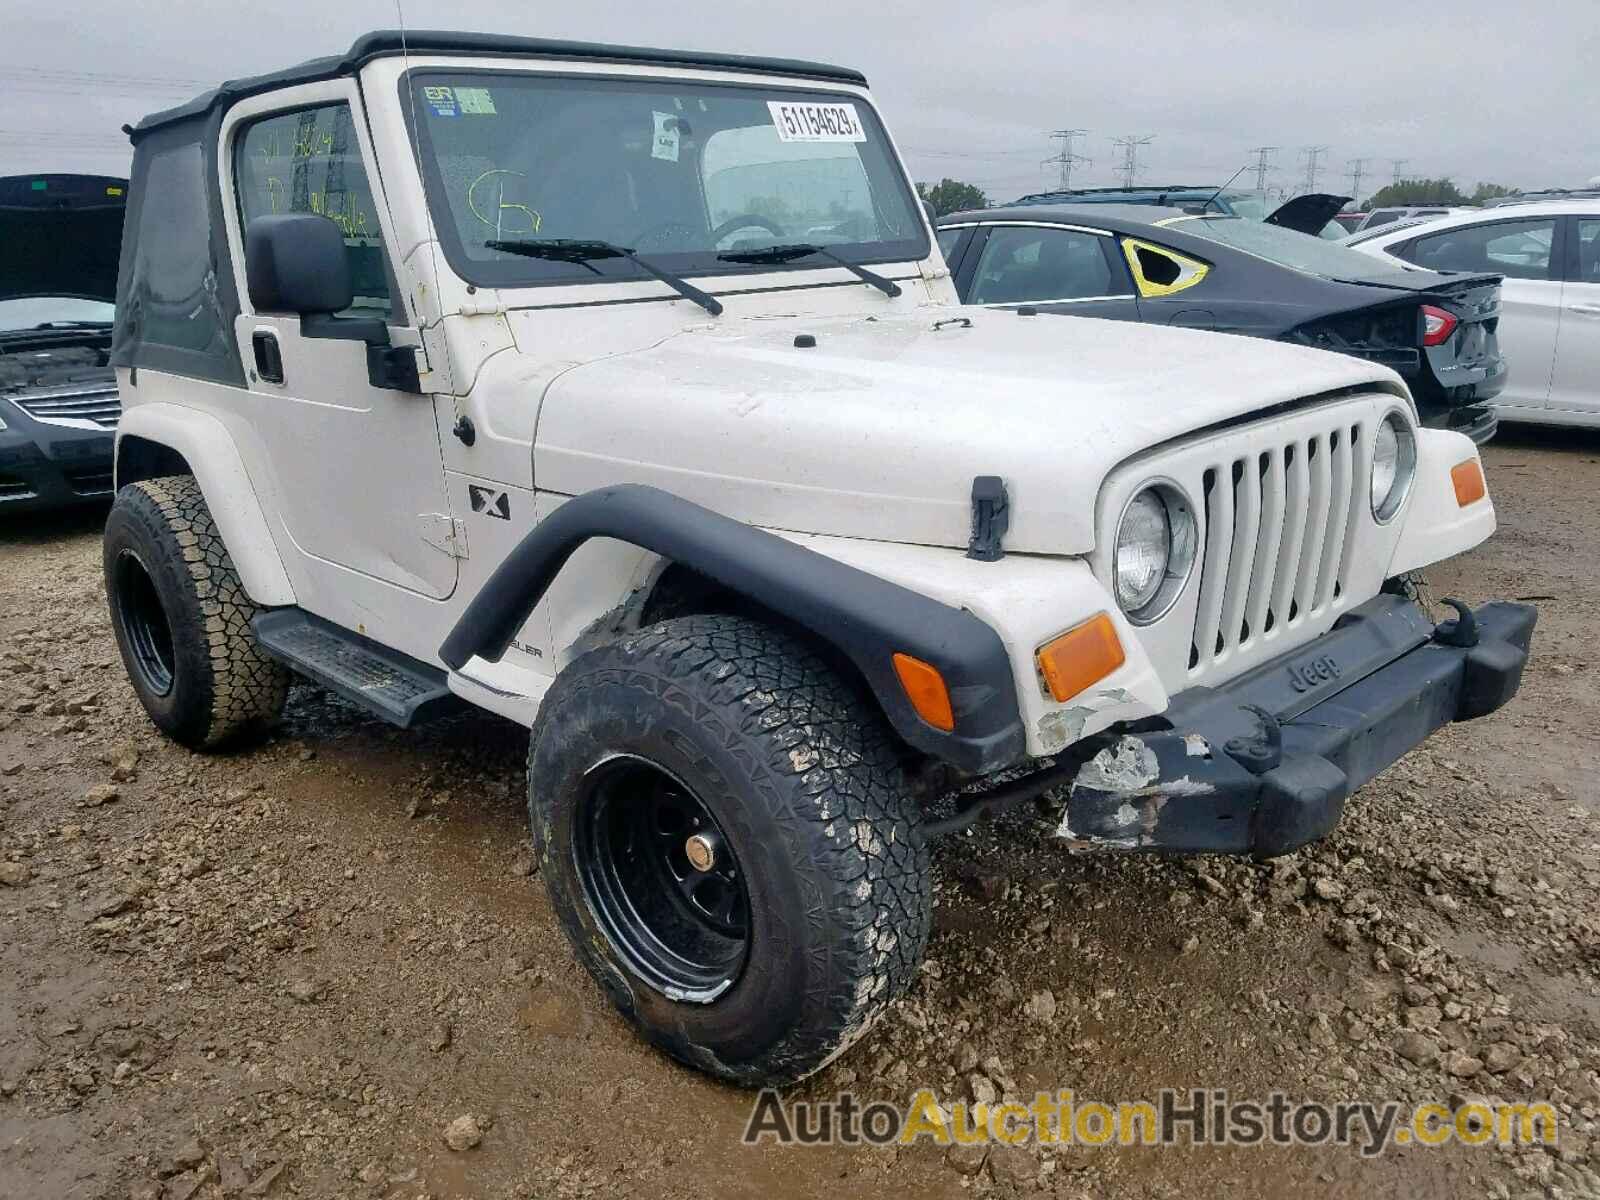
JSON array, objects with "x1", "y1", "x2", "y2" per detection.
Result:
[
  {"x1": 1578, "y1": 219, "x2": 1600, "y2": 283},
  {"x1": 967, "y1": 226, "x2": 1117, "y2": 305},
  {"x1": 234, "y1": 104, "x2": 394, "y2": 318},
  {"x1": 125, "y1": 144, "x2": 219, "y2": 354},
  {"x1": 1364, "y1": 210, "x2": 1403, "y2": 229},
  {"x1": 1405, "y1": 218, "x2": 1557, "y2": 280}
]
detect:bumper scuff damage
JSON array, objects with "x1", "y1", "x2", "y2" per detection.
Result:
[{"x1": 1047, "y1": 595, "x2": 1536, "y2": 858}]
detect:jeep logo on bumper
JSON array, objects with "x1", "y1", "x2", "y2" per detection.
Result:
[{"x1": 1287, "y1": 654, "x2": 1342, "y2": 693}]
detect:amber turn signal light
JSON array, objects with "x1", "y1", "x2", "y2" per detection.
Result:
[
  {"x1": 1036, "y1": 613, "x2": 1126, "y2": 704},
  {"x1": 1451, "y1": 459, "x2": 1487, "y2": 508},
  {"x1": 892, "y1": 653, "x2": 955, "y2": 732}
]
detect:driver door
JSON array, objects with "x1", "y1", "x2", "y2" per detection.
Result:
[{"x1": 223, "y1": 86, "x2": 458, "y2": 602}]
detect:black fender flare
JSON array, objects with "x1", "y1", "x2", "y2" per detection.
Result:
[{"x1": 439, "y1": 485, "x2": 1026, "y2": 773}]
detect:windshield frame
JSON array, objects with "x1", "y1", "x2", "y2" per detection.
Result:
[{"x1": 398, "y1": 67, "x2": 930, "y2": 292}]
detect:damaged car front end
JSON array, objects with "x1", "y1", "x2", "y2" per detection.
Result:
[
  {"x1": 926, "y1": 390, "x2": 1535, "y2": 858},
  {"x1": 0, "y1": 174, "x2": 125, "y2": 513}
]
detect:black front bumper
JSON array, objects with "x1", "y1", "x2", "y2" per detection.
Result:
[
  {"x1": 0, "y1": 410, "x2": 115, "y2": 514},
  {"x1": 1061, "y1": 596, "x2": 1536, "y2": 858}
]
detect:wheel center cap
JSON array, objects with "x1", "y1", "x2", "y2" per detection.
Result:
[{"x1": 684, "y1": 832, "x2": 718, "y2": 873}]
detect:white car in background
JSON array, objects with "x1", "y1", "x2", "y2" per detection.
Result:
[
  {"x1": 1351, "y1": 201, "x2": 1600, "y2": 428},
  {"x1": 1352, "y1": 205, "x2": 1475, "y2": 235}
]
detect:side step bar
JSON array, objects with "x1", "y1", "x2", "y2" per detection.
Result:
[{"x1": 252, "y1": 609, "x2": 465, "y2": 728}]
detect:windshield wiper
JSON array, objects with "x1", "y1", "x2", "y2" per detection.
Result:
[
  {"x1": 717, "y1": 244, "x2": 903, "y2": 298},
  {"x1": 486, "y1": 238, "x2": 723, "y2": 316}
]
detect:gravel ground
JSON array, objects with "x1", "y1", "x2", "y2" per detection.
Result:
[{"x1": 1, "y1": 426, "x2": 1598, "y2": 1200}]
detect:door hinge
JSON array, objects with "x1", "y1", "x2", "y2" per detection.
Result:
[{"x1": 419, "y1": 514, "x2": 468, "y2": 559}]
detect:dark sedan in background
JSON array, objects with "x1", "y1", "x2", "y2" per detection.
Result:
[
  {"x1": 937, "y1": 203, "x2": 1507, "y2": 442},
  {"x1": 1, "y1": 173, "x2": 125, "y2": 514}
]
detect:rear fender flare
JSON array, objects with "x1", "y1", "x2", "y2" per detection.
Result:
[{"x1": 115, "y1": 404, "x2": 296, "y2": 607}]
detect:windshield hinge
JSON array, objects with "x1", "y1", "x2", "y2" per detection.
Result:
[{"x1": 419, "y1": 513, "x2": 468, "y2": 560}]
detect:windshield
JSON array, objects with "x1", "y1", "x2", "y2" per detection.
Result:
[
  {"x1": 1219, "y1": 191, "x2": 1269, "y2": 220},
  {"x1": 406, "y1": 72, "x2": 927, "y2": 288},
  {"x1": 0, "y1": 296, "x2": 115, "y2": 333},
  {"x1": 1166, "y1": 215, "x2": 1415, "y2": 283}
]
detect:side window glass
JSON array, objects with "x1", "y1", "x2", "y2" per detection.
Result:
[
  {"x1": 1578, "y1": 219, "x2": 1600, "y2": 283},
  {"x1": 935, "y1": 227, "x2": 964, "y2": 264},
  {"x1": 234, "y1": 104, "x2": 394, "y2": 319},
  {"x1": 1406, "y1": 218, "x2": 1557, "y2": 281},
  {"x1": 967, "y1": 226, "x2": 1115, "y2": 305}
]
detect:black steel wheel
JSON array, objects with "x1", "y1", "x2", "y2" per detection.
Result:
[
  {"x1": 529, "y1": 614, "x2": 932, "y2": 1087},
  {"x1": 112, "y1": 548, "x2": 176, "y2": 697},
  {"x1": 576, "y1": 756, "x2": 749, "y2": 1000},
  {"x1": 103, "y1": 476, "x2": 289, "y2": 749}
]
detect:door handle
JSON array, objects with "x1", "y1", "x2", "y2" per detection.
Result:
[
  {"x1": 252, "y1": 331, "x2": 284, "y2": 384},
  {"x1": 1570, "y1": 303, "x2": 1600, "y2": 316}
]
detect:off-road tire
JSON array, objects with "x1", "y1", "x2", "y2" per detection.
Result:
[
  {"x1": 528, "y1": 614, "x2": 932, "y2": 1086},
  {"x1": 104, "y1": 475, "x2": 290, "y2": 749}
]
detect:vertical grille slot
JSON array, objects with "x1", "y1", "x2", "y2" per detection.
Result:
[
  {"x1": 1218, "y1": 457, "x2": 1260, "y2": 657},
  {"x1": 1193, "y1": 467, "x2": 1233, "y2": 663},
  {"x1": 1245, "y1": 450, "x2": 1286, "y2": 645}
]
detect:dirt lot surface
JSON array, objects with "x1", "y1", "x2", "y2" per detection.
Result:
[{"x1": 2, "y1": 427, "x2": 1599, "y2": 1200}]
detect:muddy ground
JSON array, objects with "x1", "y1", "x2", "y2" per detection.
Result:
[{"x1": 2, "y1": 426, "x2": 1598, "y2": 1200}]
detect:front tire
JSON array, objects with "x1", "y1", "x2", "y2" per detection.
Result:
[
  {"x1": 104, "y1": 476, "x2": 289, "y2": 750},
  {"x1": 529, "y1": 615, "x2": 931, "y2": 1086}
]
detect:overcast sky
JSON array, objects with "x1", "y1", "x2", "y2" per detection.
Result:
[{"x1": 6, "y1": 0, "x2": 1597, "y2": 202}]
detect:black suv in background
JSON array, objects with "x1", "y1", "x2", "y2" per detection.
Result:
[{"x1": 0, "y1": 174, "x2": 125, "y2": 513}]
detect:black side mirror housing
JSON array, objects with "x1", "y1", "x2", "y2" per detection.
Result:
[
  {"x1": 922, "y1": 198, "x2": 938, "y2": 225},
  {"x1": 245, "y1": 214, "x2": 353, "y2": 315}
]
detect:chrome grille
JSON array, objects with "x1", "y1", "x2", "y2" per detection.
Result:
[
  {"x1": 14, "y1": 387, "x2": 122, "y2": 428},
  {"x1": 1189, "y1": 415, "x2": 1371, "y2": 673}
]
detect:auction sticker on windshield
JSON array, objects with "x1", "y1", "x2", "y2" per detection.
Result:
[{"x1": 767, "y1": 101, "x2": 867, "y2": 143}]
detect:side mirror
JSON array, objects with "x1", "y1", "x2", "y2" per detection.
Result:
[
  {"x1": 245, "y1": 214, "x2": 352, "y2": 315},
  {"x1": 922, "y1": 198, "x2": 938, "y2": 225}
]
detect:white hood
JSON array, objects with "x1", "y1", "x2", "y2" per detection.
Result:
[{"x1": 533, "y1": 308, "x2": 1405, "y2": 556}]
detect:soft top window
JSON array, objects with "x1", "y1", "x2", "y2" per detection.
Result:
[{"x1": 404, "y1": 71, "x2": 927, "y2": 289}]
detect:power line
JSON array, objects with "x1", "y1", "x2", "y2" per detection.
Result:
[
  {"x1": 1345, "y1": 157, "x2": 1373, "y2": 201},
  {"x1": 1247, "y1": 146, "x2": 1278, "y2": 193},
  {"x1": 1110, "y1": 134, "x2": 1155, "y2": 188},
  {"x1": 1299, "y1": 145, "x2": 1331, "y2": 194},
  {"x1": 0, "y1": 66, "x2": 209, "y2": 95},
  {"x1": 1043, "y1": 128, "x2": 1090, "y2": 191}
]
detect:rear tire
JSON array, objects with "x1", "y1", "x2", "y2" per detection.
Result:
[
  {"x1": 104, "y1": 475, "x2": 289, "y2": 749},
  {"x1": 528, "y1": 614, "x2": 931, "y2": 1086}
]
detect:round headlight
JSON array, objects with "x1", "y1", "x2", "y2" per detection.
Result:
[
  {"x1": 1370, "y1": 413, "x2": 1417, "y2": 522},
  {"x1": 1114, "y1": 484, "x2": 1198, "y2": 623}
]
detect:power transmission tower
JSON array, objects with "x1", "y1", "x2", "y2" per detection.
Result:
[
  {"x1": 1345, "y1": 157, "x2": 1372, "y2": 202},
  {"x1": 1111, "y1": 134, "x2": 1154, "y2": 189},
  {"x1": 1299, "y1": 145, "x2": 1331, "y2": 194},
  {"x1": 1247, "y1": 146, "x2": 1278, "y2": 193},
  {"x1": 1043, "y1": 129, "x2": 1090, "y2": 192},
  {"x1": 1390, "y1": 158, "x2": 1410, "y2": 187}
]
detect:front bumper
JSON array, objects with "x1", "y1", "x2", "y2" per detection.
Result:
[
  {"x1": 0, "y1": 411, "x2": 115, "y2": 514},
  {"x1": 1059, "y1": 595, "x2": 1536, "y2": 858}
]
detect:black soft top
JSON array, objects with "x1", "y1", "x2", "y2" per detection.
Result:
[{"x1": 131, "y1": 29, "x2": 867, "y2": 141}]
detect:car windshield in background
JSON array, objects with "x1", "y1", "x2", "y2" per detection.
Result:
[
  {"x1": 1170, "y1": 215, "x2": 1414, "y2": 283},
  {"x1": 406, "y1": 73, "x2": 927, "y2": 287},
  {"x1": 0, "y1": 296, "x2": 115, "y2": 333},
  {"x1": 1219, "y1": 191, "x2": 1269, "y2": 220}
]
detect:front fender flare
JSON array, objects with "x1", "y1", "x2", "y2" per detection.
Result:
[
  {"x1": 115, "y1": 403, "x2": 296, "y2": 607},
  {"x1": 440, "y1": 485, "x2": 1026, "y2": 773}
]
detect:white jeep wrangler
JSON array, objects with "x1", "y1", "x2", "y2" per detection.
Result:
[{"x1": 105, "y1": 30, "x2": 1535, "y2": 1086}]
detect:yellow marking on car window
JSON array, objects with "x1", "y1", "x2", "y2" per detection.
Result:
[
  {"x1": 467, "y1": 169, "x2": 542, "y2": 236},
  {"x1": 1121, "y1": 238, "x2": 1211, "y2": 298}
]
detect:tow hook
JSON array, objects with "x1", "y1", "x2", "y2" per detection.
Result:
[
  {"x1": 1433, "y1": 597, "x2": 1479, "y2": 648},
  {"x1": 1224, "y1": 704, "x2": 1283, "y2": 775}
]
